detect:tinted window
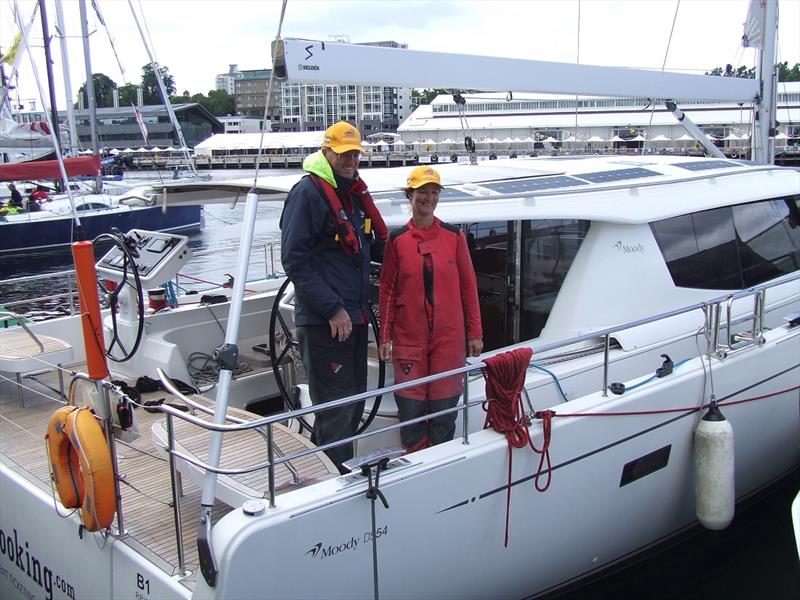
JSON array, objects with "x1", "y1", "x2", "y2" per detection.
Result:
[
  {"x1": 734, "y1": 199, "x2": 800, "y2": 286},
  {"x1": 465, "y1": 221, "x2": 511, "y2": 351},
  {"x1": 651, "y1": 196, "x2": 800, "y2": 290},
  {"x1": 520, "y1": 220, "x2": 590, "y2": 341}
]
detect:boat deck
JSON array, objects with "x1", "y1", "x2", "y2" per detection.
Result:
[{"x1": 0, "y1": 361, "x2": 338, "y2": 590}]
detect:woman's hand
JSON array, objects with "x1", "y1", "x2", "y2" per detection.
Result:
[
  {"x1": 467, "y1": 338, "x2": 483, "y2": 357},
  {"x1": 378, "y1": 342, "x2": 393, "y2": 362}
]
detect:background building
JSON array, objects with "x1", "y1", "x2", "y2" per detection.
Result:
[
  {"x1": 213, "y1": 40, "x2": 412, "y2": 134},
  {"x1": 398, "y1": 83, "x2": 800, "y2": 152}
]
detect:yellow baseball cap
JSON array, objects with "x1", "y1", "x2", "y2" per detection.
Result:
[
  {"x1": 406, "y1": 166, "x2": 442, "y2": 189},
  {"x1": 322, "y1": 121, "x2": 363, "y2": 154}
]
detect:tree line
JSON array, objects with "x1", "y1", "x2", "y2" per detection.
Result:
[
  {"x1": 76, "y1": 63, "x2": 234, "y2": 116},
  {"x1": 705, "y1": 61, "x2": 799, "y2": 81}
]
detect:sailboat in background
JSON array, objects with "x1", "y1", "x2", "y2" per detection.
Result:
[{"x1": 0, "y1": 0, "x2": 202, "y2": 252}]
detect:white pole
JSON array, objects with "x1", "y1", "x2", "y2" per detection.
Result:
[
  {"x1": 752, "y1": 0, "x2": 778, "y2": 165},
  {"x1": 54, "y1": 0, "x2": 79, "y2": 157}
]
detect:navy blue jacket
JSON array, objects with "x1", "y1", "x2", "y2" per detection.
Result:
[{"x1": 280, "y1": 154, "x2": 380, "y2": 328}]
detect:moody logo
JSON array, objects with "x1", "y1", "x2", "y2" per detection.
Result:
[
  {"x1": 305, "y1": 45, "x2": 314, "y2": 60},
  {"x1": 614, "y1": 241, "x2": 644, "y2": 254},
  {"x1": 305, "y1": 536, "x2": 360, "y2": 559}
]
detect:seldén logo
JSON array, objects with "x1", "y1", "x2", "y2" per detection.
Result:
[{"x1": 305, "y1": 536, "x2": 359, "y2": 560}]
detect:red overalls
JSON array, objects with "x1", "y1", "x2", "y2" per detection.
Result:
[{"x1": 379, "y1": 218, "x2": 483, "y2": 401}]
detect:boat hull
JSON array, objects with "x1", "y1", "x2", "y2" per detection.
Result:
[
  {"x1": 0, "y1": 205, "x2": 202, "y2": 253},
  {"x1": 194, "y1": 327, "x2": 799, "y2": 599}
]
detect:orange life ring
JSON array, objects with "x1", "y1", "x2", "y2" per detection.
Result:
[
  {"x1": 46, "y1": 406, "x2": 83, "y2": 508},
  {"x1": 45, "y1": 406, "x2": 117, "y2": 531}
]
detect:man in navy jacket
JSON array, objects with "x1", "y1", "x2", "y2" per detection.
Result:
[{"x1": 280, "y1": 121, "x2": 386, "y2": 472}]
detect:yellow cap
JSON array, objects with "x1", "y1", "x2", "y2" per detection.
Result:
[
  {"x1": 322, "y1": 121, "x2": 363, "y2": 153},
  {"x1": 406, "y1": 166, "x2": 441, "y2": 189}
]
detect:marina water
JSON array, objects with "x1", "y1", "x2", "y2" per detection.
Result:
[{"x1": 1, "y1": 168, "x2": 799, "y2": 598}]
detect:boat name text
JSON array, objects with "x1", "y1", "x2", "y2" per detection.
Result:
[
  {"x1": 305, "y1": 526, "x2": 388, "y2": 559},
  {"x1": 613, "y1": 241, "x2": 645, "y2": 254},
  {"x1": 0, "y1": 527, "x2": 75, "y2": 600}
]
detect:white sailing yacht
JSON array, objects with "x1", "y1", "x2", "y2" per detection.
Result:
[{"x1": 0, "y1": 1, "x2": 798, "y2": 599}]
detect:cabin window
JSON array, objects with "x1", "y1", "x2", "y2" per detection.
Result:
[
  {"x1": 465, "y1": 221, "x2": 512, "y2": 351},
  {"x1": 519, "y1": 220, "x2": 590, "y2": 341},
  {"x1": 650, "y1": 196, "x2": 800, "y2": 290}
]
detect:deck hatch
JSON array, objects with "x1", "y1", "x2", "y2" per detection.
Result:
[
  {"x1": 619, "y1": 445, "x2": 671, "y2": 487},
  {"x1": 574, "y1": 167, "x2": 661, "y2": 183},
  {"x1": 671, "y1": 160, "x2": 738, "y2": 171},
  {"x1": 478, "y1": 176, "x2": 589, "y2": 194}
]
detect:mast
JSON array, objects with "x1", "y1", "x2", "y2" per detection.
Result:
[
  {"x1": 39, "y1": 0, "x2": 62, "y2": 158},
  {"x1": 751, "y1": 0, "x2": 779, "y2": 165},
  {"x1": 128, "y1": 0, "x2": 198, "y2": 177},
  {"x1": 54, "y1": 0, "x2": 79, "y2": 157},
  {"x1": 78, "y1": 0, "x2": 102, "y2": 192}
]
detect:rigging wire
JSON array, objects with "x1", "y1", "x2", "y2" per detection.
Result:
[
  {"x1": 644, "y1": 0, "x2": 680, "y2": 155},
  {"x1": 252, "y1": 0, "x2": 288, "y2": 188},
  {"x1": 572, "y1": 0, "x2": 580, "y2": 146}
]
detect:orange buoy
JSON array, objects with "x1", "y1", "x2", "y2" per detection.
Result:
[{"x1": 46, "y1": 406, "x2": 117, "y2": 531}]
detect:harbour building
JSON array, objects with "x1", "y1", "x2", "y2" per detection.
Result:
[
  {"x1": 214, "y1": 41, "x2": 412, "y2": 135},
  {"x1": 398, "y1": 82, "x2": 800, "y2": 156}
]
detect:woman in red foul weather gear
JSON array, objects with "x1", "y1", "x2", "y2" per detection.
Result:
[{"x1": 379, "y1": 166, "x2": 483, "y2": 452}]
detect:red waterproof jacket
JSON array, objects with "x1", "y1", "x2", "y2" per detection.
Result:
[{"x1": 379, "y1": 217, "x2": 483, "y2": 400}]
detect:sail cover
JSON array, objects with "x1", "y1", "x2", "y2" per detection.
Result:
[{"x1": 0, "y1": 155, "x2": 101, "y2": 182}]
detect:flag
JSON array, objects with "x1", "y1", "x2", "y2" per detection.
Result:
[
  {"x1": 0, "y1": 32, "x2": 23, "y2": 66},
  {"x1": 132, "y1": 104, "x2": 148, "y2": 144}
]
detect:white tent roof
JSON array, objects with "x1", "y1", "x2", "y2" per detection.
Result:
[
  {"x1": 675, "y1": 134, "x2": 694, "y2": 141},
  {"x1": 586, "y1": 135, "x2": 605, "y2": 142},
  {"x1": 194, "y1": 131, "x2": 327, "y2": 154},
  {"x1": 650, "y1": 134, "x2": 671, "y2": 141}
]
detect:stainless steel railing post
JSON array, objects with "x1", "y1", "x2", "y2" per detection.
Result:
[
  {"x1": 267, "y1": 423, "x2": 276, "y2": 509},
  {"x1": 601, "y1": 334, "x2": 610, "y2": 397},
  {"x1": 166, "y1": 413, "x2": 187, "y2": 576},
  {"x1": 462, "y1": 371, "x2": 470, "y2": 445}
]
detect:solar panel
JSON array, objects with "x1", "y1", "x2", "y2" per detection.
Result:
[
  {"x1": 671, "y1": 160, "x2": 739, "y2": 171},
  {"x1": 573, "y1": 167, "x2": 661, "y2": 183},
  {"x1": 372, "y1": 186, "x2": 467, "y2": 203},
  {"x1": 479, "y1": 176, "x2": 589, "y2": 194}
]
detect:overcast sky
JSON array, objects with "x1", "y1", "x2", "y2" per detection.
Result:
[{"x1": 3, "y1": 0, "x2": 799, "y2": 111}]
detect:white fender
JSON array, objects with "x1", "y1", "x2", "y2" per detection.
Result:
[{"x1": 694, "y1": 403, "x2": 735, "y2": 530}]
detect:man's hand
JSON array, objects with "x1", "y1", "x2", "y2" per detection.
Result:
[{"x1": 329, "y1": 308, "x2": 353, "y2": 341}]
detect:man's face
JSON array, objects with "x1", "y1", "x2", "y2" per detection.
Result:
[{"x1": 324, "y1": 148, "x2": 361, "y2": 179}]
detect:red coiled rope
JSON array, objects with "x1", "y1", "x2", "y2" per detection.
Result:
[{"x1": 483, "y1": 347, "x2": 553, "y2": 547}]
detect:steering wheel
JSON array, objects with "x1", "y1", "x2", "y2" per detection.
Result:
[
  {"x1": 268, "y1": 278, "x2": 385, "y2": 435},
  {"x1": 94, "y1": 232, "x2": 145, "y2": 362}
]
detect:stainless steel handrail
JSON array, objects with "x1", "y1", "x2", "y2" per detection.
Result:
[
  {"x1": 128, "y1": 270, "x2": 799, "y2": 568},
  {"x1": 155, "y1": 270, "x2": 800, "y2": 495}
]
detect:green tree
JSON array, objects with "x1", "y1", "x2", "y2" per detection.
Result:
[
  {"x1": 118, "y1": 83, "x2": 137, "y2": 106},
  {"x1": 141, "y1": 63, "x2": 176, "y2": 105},
  {"x1": 706, "y1": 62, "x2": 799, "y2": 81},
  {"x1": 76, "y1": 73, "x2": 117, "y2": 108},
  {"x1": 413, "y1": 88, "x2": 480, "y2": 105},
  {"x1": 174, "y1": 89, "x2": 235, "y2": 116}
]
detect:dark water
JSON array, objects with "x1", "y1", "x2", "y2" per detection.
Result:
[
  {"x1": 553, "y1": 469, "x2": 800, "y2": 599},
  {"x1": 0, "y1": 168, "x2": 294, "y2": 316},
  {"x1": 2, "y1": 169, "x2": 799, "y2": 597}
]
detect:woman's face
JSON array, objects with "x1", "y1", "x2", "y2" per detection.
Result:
[{"x1": 409, "y1": 183, "x2": 441, "y2": 219}]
